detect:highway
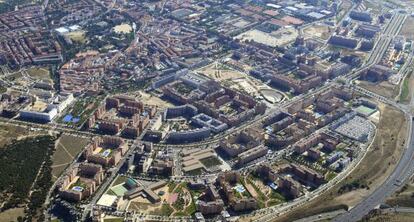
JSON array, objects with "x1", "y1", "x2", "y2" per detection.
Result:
[
  {"x1": 333, "y1": 116, "x2": 414, "y2": 222},
  {"x1": 248, "y1": 11, "x2": 408, "y2": 222},
  {"x1": 39, "y1": 9, "x2": 410, "y2": 222},
  {"x1": 161, "y1": 13, "x2": 408, "y2": 151},
  {"x1": 331, "y1": 13, "x2": 413, "y2": 222},
  {"x1": 294, "y1": 209, "x2": 347, "y2": 222},
  {"x1": 19, "y1": 2, "x2": 412, "y2": 222}
]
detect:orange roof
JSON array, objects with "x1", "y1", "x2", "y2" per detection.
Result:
[
  {"x1": 269, "y1": 18, "x2": 288, "y2": 27},
  {"x1": 263, "y1": 10, "x2": 279, "y2": 17},
  {"x1": 281, "y1": 16, "x2": 304, "y2": 25}
]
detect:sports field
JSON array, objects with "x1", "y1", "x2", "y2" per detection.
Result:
[{"x1": 355, "y1": 105, "x2": 376, "y2": 117}]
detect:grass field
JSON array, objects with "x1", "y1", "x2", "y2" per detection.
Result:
[
  {"x1": 270, "y1": 103, "x2": 408, "y2": 222},
  {"x1": 103, "y1": 217, "x2": 124, "y2": 222},
  {"x1": 65, "y1": 31, "x2": 87, "y2": 43},
  {"x1": 26, "y1": 67, "x2": 52, "y2": 82},
  {"x1": 399, "y1": 71, "x2": 413, "y2": 104},
  {"x1": 112, "y1": 175, "x2": 128, "y2": 186},
  {"x1": 51, "y1": 134, "x2": 90, "y2": 179}
]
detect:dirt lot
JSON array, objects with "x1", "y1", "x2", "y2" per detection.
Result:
[
  {"x1": 0, "y1": 124, "x2": 45, "y2": 147},
  {"x1": 138, "y1": 91, "x2": 173, "y2": 108},
  {"x1": 51, "y1": 134, "x2": 90, "y2": 179},
  {"x1": 197, "y1": 62, "x2": 245, "y2": 81},
  {"x1": 357, "y1": 80, "x2": 400, "y2": 99},
  {"x1": 65, "y1": 31, "x2": 87, "y2": 43},
  {"x1": 362, "y1": 212, "x2": 414, "y2": 222},
  {"x1": 271, "y1": 103, "x2": 408, "y2": 222},
  {"x1": 26, "y1": 67, "x2": 52, "y2": 82},
  {"x1": 303, "y1": 24, "x2": 332, "y2": 40},
  {"x1": 400, "y1": 17, "x2": 414, "y2": 40},
  {"x1": 0, "y1": 207, "x2": 25, "y2": 222}
]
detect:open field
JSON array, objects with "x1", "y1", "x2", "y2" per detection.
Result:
[
  {"x1": 335, "y1": 0, "x2": 352, "y2": 22},
  {"x1": 51, "y1": 134, "x2": 90, "y2": 179},
  {"x1": 197, "y1": 62, "x2": 284, "y2": 102},
  {"x1": 386, "y1": 176, "x2": 414, "y2": 207},
  {"x1": 113, "y1": 23, "x2": 132, "y2": 34},
  {"x1": 363, "y1": 0, "x2": 384, "y2": 15},
  {"x1": 272, "y1": 103, "x2": 408, "y2": 222},
  {"x1": 137, "y1": 91, "x2": 173, "y2": 108},
  {"x1": 399, "y1": 17, "x2": 414, "y2": 40},
  {"x1": 0, "y1": 124, "x2": 45, "y2": 147},
  {"x1": 362, "y1": 212, "x2": 414, "y2": 222},
  {"x1": 357, "y1": 80, "x2": 400, "y2": 99},
  {"x1": 235, "y1": 27, "x2": 298, "y2": 47},
  {"x1": 103, "y1": 217, "x2": 124, "y2": 222},
  {"x1": 399, "y1": 71, "x2": 413, "y2": 104},
  {"x1": 0, "y1": 207, "x2": 25, "y2": 222},
  {"x1": 197, "y1": 62, "x2": 245, "y2": 81},
  {"x1": 26, "y1": 67, "x2": 52, "y2": 82},
  {"x1": 65, "y1": 31, "x2": 87, "y2": 43},
  {"x1": 303, "y1": 24, "x2": 332, "y2": 40}
]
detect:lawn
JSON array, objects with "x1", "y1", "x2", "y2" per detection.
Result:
[{"x1": 103, "y1": 218, "x2": 124, "y2": 222}]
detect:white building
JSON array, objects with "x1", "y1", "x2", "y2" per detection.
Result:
[{"x1": 19, "y1": 93, "x2": 74, "y2": 122}]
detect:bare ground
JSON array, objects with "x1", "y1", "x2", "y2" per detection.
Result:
[{"x1": 357, "y1": 80, "x2": 400, "y2": 99}]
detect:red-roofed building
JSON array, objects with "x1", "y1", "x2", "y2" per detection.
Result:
[
  {"x1": 269, "y1": 18, "x2": 288, "y2": 27},
  {"x1": 263, "y1": 10, "x2": 279, "y2": 17},
  {"x1": 281, "y1": 16, "x2": 304, "y2": 25}
]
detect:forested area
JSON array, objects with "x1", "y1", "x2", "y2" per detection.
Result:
[{"x1": 0, "y1": 135, "x2": 56, "y2": 221}]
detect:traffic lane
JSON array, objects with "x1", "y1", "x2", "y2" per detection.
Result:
[{"x1": 334, "y1": 118, "x2": 414, "y2": 222}]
